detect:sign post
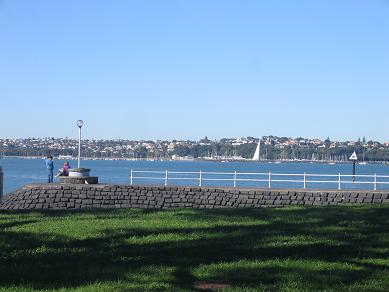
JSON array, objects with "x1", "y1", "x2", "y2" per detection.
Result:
[{"x1": 349, "y1": 151, "x2": 358, "y2": 182}]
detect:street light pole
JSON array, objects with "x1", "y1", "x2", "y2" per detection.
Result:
[{"x1": 77, "y1": 120, "x2": 84, "y2": 168}]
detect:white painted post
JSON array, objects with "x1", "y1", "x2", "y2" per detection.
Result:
[
  {"x1": 303, "y1": 172, "x2": 306, "y2": 189},
  {"x1": 338, "y1": 173, "x2": 341, "y2": 190},
  {"x1": 199, "y1": 170, "x2": 202, "y2": 187},
  {"x1": 130, "y1": 169, "x2": 133, "y2": 185},
  {"x1": 164, "y1": 170, "x2": 168, "y2": 186},
  {"x1": 0, "y1": 166, "x2": 3, "y2": 203},
  {"x1": 374, "y1": 173, "x2": 377, "y2": 191},
  {"x1": 268, "y1": 171, "x2": 271, "y2": 188},
  {"x1": 233, "y1": 171, "x2": 237, "y2": 188}
]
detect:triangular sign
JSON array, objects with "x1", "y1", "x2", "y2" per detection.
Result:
[{"x1": 349, "y1": 151, "x2": 358, "y2": 160}]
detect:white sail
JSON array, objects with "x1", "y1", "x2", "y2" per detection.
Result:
[{"x1": 252, "y1": 141, "x2": 261, "y2": 161}]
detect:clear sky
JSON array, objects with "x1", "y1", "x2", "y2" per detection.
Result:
[{"x1": 0, "y1": 0, "x2": 388, "y2": 142}]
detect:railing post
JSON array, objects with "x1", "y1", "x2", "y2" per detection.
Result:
[
  {"x1": 338, "y1": 173, "x2": 341, "y2": 190},
  {"x1": 0, "y1": 166, "x2": 3, "y2": 203},
  {"x1": 233, "y1": 171, "x2": 237, "y2": 188},
  {"x1": 374, "y1": 173, "x2": 377, "y2": 191},
  {"x1": 268, "y1": 171, "x2": 271, "y2": 188},
  {"x1": 130, "y1": 169, "x2": 133, "y2": 185},
  {"x1": 199, "y1": 170, "x2": 202, "y2": 187},
  {"x1": 164, "y1": 170, "x2": 168, "y2": 187},
  {"x1": 303, "y1": 172, "x2": 306, "y2": 189}
]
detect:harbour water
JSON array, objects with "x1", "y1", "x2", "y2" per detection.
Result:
[{"x1": 1, "y1": 158, "x2": 389, "y2": 195}]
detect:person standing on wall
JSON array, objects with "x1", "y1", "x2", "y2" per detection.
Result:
[{"x1": 45, "y1": 155, "x2": 54, "y2": 183}]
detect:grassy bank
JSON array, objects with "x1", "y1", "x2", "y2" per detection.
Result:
[{"x1": 0, "y1": 205, "x2": 388, "y2": 291}]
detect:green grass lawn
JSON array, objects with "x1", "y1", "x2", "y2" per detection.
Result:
[{"x1": 0, "y1": 205, "x2": 388, "y2": 291}]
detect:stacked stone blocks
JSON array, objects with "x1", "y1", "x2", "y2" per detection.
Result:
[{"x1": 0, "y1": 184, "x2": 388, "y2": 210}]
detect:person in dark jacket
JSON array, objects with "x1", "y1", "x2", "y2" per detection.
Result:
[{"x1": 45, "y1": 155, "x2": 54, "y2": 183}]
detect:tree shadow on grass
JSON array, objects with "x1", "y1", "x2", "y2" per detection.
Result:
[
  {"x1": 0, "y1": 205, "x2": 388, "y2": 290},
  {"x1": 0, "y1": 219, "x2": 38, "y2": 230}
]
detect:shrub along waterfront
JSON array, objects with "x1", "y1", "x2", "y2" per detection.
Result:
[{"x1": 0, "y1": 205, "x2": 388, "y2": 291}]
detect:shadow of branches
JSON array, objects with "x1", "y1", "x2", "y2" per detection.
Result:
[{"x1": 0, "y1": 206, "x2": 388, "y2": 290}]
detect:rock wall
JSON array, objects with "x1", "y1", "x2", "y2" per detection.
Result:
[{"x1": 1, "y1": 184, "x2": 389, "y2": 210}]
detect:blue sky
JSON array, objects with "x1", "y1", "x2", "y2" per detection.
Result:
[{"x1": 0, "y1": 0, "x2": 388, "y2": 142}]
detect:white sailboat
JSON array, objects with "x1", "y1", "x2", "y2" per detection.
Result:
[
  {"x1": 359, "y1": 149, "x2": 367, "y2": 165},
  {"x1": 252, "y1": 141, "x2": 261, "y2": 161}
]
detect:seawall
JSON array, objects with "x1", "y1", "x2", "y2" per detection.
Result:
[{"x1": 1, "y1": 184, "x2": 389, "y2": 210}]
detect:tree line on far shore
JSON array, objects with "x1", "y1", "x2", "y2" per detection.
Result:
[{"x1": 1, "y1": 140, "x2": 388, "y2": 162}]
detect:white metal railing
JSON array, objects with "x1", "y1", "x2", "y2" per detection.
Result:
[{"x1": 129, "y1": 169, "x2": 389, "y2": 190}]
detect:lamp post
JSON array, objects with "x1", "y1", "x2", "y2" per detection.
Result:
[{"x1": 77, "y1": 120, "x2": 84, "y2": 168}]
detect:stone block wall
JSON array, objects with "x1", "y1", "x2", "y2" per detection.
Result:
[{"x1": 1, "y1": 184, "x2": 389, "y2": 210}]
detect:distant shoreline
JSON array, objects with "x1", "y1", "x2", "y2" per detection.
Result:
[{"x1": 1, "y1": 155, "x2": 388, "y2": 165}]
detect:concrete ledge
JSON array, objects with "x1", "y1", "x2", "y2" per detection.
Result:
[
  {"x1": 59, "y1": 176, "x2": 98, "y2": 184},
  {"x1": 0, "y1": 184, "x2": 388, "y2": 210}
]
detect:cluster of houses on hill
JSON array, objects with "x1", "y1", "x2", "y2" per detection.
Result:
[{"x1": 0, "y1": 136, "x2": 388, "y2": 161}]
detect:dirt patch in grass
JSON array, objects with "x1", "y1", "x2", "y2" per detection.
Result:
[{"x1": 194, "y1": 281, "x2": 232, "y2": 290}]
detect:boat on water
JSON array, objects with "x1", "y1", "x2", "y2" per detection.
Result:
[
  {"x1": 58, "y1": 155, "x2": 74, "y2": 160},
  {"x1": 252, "y1": 140, "x2": 261, "y2": 161}
]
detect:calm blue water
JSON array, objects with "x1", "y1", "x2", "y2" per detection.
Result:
[{"x1": 1, "y1": 158, "x2": 389, "y2": 195}]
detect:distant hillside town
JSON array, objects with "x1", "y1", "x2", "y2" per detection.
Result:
[{"x1": 0, "y1": 136, "x2": 389, "y2": 162}]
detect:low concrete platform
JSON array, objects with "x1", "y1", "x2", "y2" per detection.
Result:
[{"x1": 59, "y1": 176, "x2": 98, "y2": 184}]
